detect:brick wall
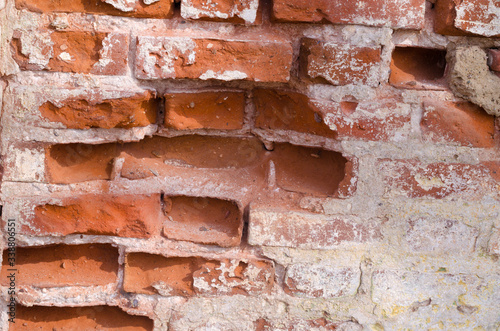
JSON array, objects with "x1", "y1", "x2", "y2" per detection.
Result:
[{"x1": 0, "y1": 0, "x2": 499, "y2": 330}]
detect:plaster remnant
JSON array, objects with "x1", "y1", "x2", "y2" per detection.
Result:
[
  {"x1": 181, "y1": 0, "x2": 258, "y2": 24},
  {"x1": 102, "y1": 0, "x2": 136, "y2": 12},
  {"x1": 143, "y1": 0, "x2": 159, "y2": 4},
  {"x1": 199, "y1": 70, "x2": 248, "y2": 81},
  {"x1": 15, "y1": 30, "x2": 54, "y2": 70},
  {"x1": 448, "y1": 46, "x2": 500, "y2": 116}
]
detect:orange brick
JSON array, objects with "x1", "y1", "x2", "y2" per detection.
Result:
[
  {"x1": 1, "y1": 244, "x2": 118, "y2": 287},
  {"x1": 12, "y1": 306, "x2": 153, "y2": 331},
  {"x1": 135, "y1": 36, "x2": 293, "y2": 82},
  {"x1": 40, "y1": 91, "x2": 157, "y2": 129},
  {"x1": 422, "y1": 100, "x2": 497, "y2": 148},
  {"x1": 164, "y1": 92, "x2": 245, "y2": 130},
  {"x1": 29, "y1": 194, "x2": 162, "y2": 238},
  {"x1": 16, "y1": 0, "x2": 174, "y2": 18},
  {"x1": 301, "y1": 38, "x2": 381, "y2": 86},
  {"x1": 272, "y1": 0, "x2": 425, "y2": 29}
]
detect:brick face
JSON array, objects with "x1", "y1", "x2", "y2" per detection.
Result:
[
  {"x1": 1, "y1": 244, "x2": 118, "y2": 287},
  {"x1": 164, "y1": 92, "x2": 245, "y2": 130},
  {"x1": 16, "y1": 0, "x2": 174, "y2": 18},
  {"x1": 272, "y1": 0, "x2": 426, "y2": 29},
  {"x1": 301, "y1": 38, "x2": 382, "y2": 86},
  {"x1": 135, "y1": 36, "x2": 293, "y2": 82}
]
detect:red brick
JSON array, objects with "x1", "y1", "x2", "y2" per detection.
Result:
[
  {"x1": 254, "y1": 89, "x2": 336, "y2": 138},
  {"x1": 488, "y1": 48, "x2": 500, "y2": 72},
  {"x1": 382, "y1": 160, "x2": 499, "y2": 199},
  {"x1": 12, "y1": 306, "x2": 153, "y2": 331},
  {"x1": 248, "y1": 209, "x2": 381, "y2": 249},
  {"x1": 16, "y1": 0, "x2": 174, "y2": 18},
  {"x1": 434, "y1": 0, "x2": 500, "y2": 37},
  {"x1": 272, "y1": 143, "x2": 348, "y2": 197},
  {"x1": 124, "y1": 253, "x2": 274, "y2": 296},
  {"x1": 301, "y1": 38, "x2": 381, "y2": 86},
  {"x1": 406, "y1": 218, "x2": 478, "y2": 254},
  {"x1": 389, "y1": 47, "x2": 447, "y2": 90},
  {"x1": 421, "y1": 100, "x2": 497, "y2": 148},
  {"x1": 164, "y1": 92, "x2": 245, "y2": 130},
  {"x1": 181, "y1": 0, "x2": 259, "y2": 24},
  {"x1": 135, "y1": 36, "x2": 292, "y2": 82},
  {"x1": 1, "y1": 244, "x2": 118, "y2": 287},
  {"x1": 28, "y1": 194, "x2": 162, "y2": 238},
  {"x1": 453, "y1": 0, "x2": 500, "y2": 37},
  {"x1": 12, "y1": 31, "x2": 129, "y2": 74},
  {"x1": 254, "y1": 89, "x2": 410, "y2": 141},
  {"x1": 45, "y1": 136, "x2": 266, "y2": 183},
  {"x1": 284, "y1": 264, "x2": 360, "y2": 298},
  {"x1": 40, "y1": 90, "x2": 157, "y2": 129},
  {"x1": 162, "y1": 196, "x2": 243, "y2": 247},
  {"x1": 272, "y1": 0, "x2": 426, "y2": 29}
]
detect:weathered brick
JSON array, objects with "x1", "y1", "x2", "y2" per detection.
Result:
[
  {"x1": 405, "y1": 217, "x2": 478, "y2": 254},
  {"x1": 489, "y1": 228, "x2": 500, "y2": 256},
  {"x1": 124, "y1": 253, "x2": 274, "y2": 296},
  {"x1": 13, "y1": 306, "x2": 154, "y2": 331},
  {"x1": 389, "y1": 47, "x2": 447, "y2": 89},
  {"x1": 45, "y1": 136, "x2": 265, "y2": 183},
  {"x1": 40, "y1": 90, "x2": 157, "y2": 129},
  {"x1": 12, "y1": 31, "x2": 129, "y2": 74},
  {"x1": 382, "y1": 160, "x2": 500, "y2": 199},
  {"x1": 253, "y1": 89, "x2": 336, "y2": 138},
  {"x1": 254, "y1": 89, "x2": 411, "y2": 141},
  {"x1": 28, "y1": 194, "x2": 162, "y2": 238},
  {"x1": 16, "y1": 0, "x2": 174, "y2": 18},
  {"x1": 248, "y1": 209, "x2": 381, "y2": 249},
  {"x1": 181, "y1": 0, "x2": 259, "y2": 24},
  {"x1": 284, "y1": 264, "x2": 360, "y2": 298},
  {"x1": 272, "y1": 0, "x2": 426, "y2": 29},
  {"x1": 162, "y1": 196, "x2": 243, "y2": 247},
  {"x1": 164, "y1": 92, "x2": 245, "y2": 130},
  {"x1": 421, "y1": 100, "x2": 497, "y2": 148},
  {"x1": 135, "y1": 36, "x2": 293, "y2": 82},
  {"x1": 434, "y1": 0, "x2": 500, "y2": 37},
  {"x1": 301, "y1": 38, "x2": 382, "y2": 86},
  {"x1": 1, "y1": 244, "x2": 118, "y2": 287}
]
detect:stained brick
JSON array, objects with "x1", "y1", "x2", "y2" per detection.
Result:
[
  {"x1": 40, "y1": 90, "x2": 157, "y2": 129},
  {"x1": 1, "y1": 244, "x2": 118, "y2": 287},
  {"x1": 164, "y1": 92, "x2": 245, "y2": 130},
  {"x1": 12, "y1": 31, "x2": 129, "y2": 75},
  {"x1": 272, "y1": 0, "x2": 426, "y2": 29},
  {"x1": 181, "y1": 0, "x2": 259, "y2": 24},
  {"x1": 161, "y1": 196, "x2": 243, "y2": 247},
  {"x1": 12, "y1": 306, "x2": 153, "y2": 331},
  {"x1": 124, "y1": 253, "x2": 274, "y2": 296},
  {"x1": 248, "y1": 209, "x2": 381, "y2": 249},
  {"x1": 405, "y1": 217, "x2": 478, "y2": 254},
  {"x1": 301, "y1": 38, "x2": 382, "y2": 86},
  {"x1": 382, "y1": 160, "x2": 500, "y2": 199},
  {"x1": 434, "y1": 0, "x2": 500, "y2": 37},
  {"x1": 488, "y1": 48, "x2": 500, "y2": 72},
  {"x1": 284, "y1": 264, "x2": 360, "y2": 298},
  {"x1": 16, "y1": 0, "x2": 174, "y2": 18},
  {"x1": 135, "y1": 36, "x2": 293, "y2": 82},
  {"x1": 421, "y1": 100, "x2": 497, "y2": 148},
  {"x1": 29, "y1": 194, "x2": 162, "y2": 238}
]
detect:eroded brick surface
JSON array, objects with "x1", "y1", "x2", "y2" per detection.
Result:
[
  {"x1": 12, "y1": 306, "x2": 154, "y2": 331},
  {"x1": 272, "y1": 0, "x2": 426, "y2": 29},
  {"x1": 124, "y1": 253, "x2": 274, "y2": 296},
  {"x1": 1, "y1": 244, "x2": 118, "y2": 287},
  {"x1": 301, "y1": 38, "x2": 382, "y2": 86},
  {"x1": 135, "y1": 36, "x2": 293, "y2": 82}
]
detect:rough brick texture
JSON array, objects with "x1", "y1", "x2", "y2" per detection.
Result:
[
  {"x1": 135, "y1": 36, "x2": 293, "y2": 81},
  {"x1": 2, "y1": 0, "x2": 500, "y2": 329},
  {"x1": 272, "y1": 0, "x2": 426, "y2": 29}
]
